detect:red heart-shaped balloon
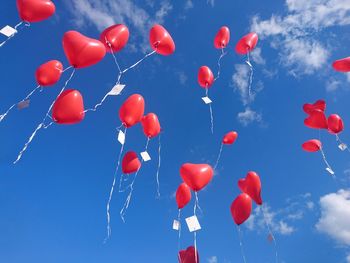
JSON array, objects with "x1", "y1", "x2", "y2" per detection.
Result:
[
  {"x1": 122, "y1": 151, "x2": 141, "y2": 174},
  {"x1": 17, "y1": 0, "x2": 55, "y2": 23},
  {"x1": 302, "y1": 139, "x2": 322, "y2": 152},
  {"x1": 35, "y1": 60, "x2": 63, "y2": 87},
  {"x1": 119, "y1": 94, "x2": 145, "y2": 128},
  {"x1": 304, "y1": 109, "x2": 328, "y2": 129},
  {"x1": 63, "y1": 31, "x2": 106, "y2": 69},
  {"x1": 328, "y1": 114, "x2": 344, "y2": 134},
  {"x1": 149, "y1": 24, "x2": 175, "y2": 56},
  {"x1": 178, "y1": 246, "x2": 199, "y2": 263},
  {"x1": 198, "y1": 66, "x2": 214, "y2": 88},
  {"x1": 52, "y1": 89, "x2": 85, "y2": 124},
  {"x1": 222, "y1": 131, "x2": 238, "y2": 145},
  {"x1": 100, "y1": 24, "x2": 129, "y2": 53},
  {"x1": 235, "y1": 32, "x2": 258, "y2": 55},
  {"x1": 230, "y1": 193, "x2": 252, "y2": 225},
  {"x1": 180, "y1": 163, "x2": 213, "y2": 192},
  {"x1": 238, "y1": 171, "x2": 262, "y2": 205},
  {"x1": 303, "y1": 100, "x2": 326, "y2": 114},
  {"x1": 176, "y1": 183, "x2": 192, "y2": 210},
  {"x1": 214, "y1": 26, "x2": 230, "y2": 49},
  {"x1": 141, "y1": 113, "x2": 161, "y2": 138},
  {"x1": 333, "y1": 57, "x2": 350, "y2": 73}
]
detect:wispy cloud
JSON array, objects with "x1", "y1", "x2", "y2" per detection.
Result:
[
  {"x1": 207, "y1": 256, "x2": 218, "y2": 263},
  {"x1": 237, "y1": 107, "x2": 263, "y2": 127},
  {"x1": 207, "y1": 0, "x2": 215, "y2": 7}
]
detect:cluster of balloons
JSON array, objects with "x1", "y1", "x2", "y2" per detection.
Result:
[{"x1": 302, "y1": 99, "x2": 347, "y2": 175}]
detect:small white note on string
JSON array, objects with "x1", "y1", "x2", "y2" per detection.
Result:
[
  {"x1": 339, "y1": 143, "x2": 348, "y2": 151},
  {"x1": 140, "y1": 151, "x2": 151, "y2": 162},
  {"x1": 201, "y1": 96, "x2": 212, "y2": 104},
  {"x1": 0, "y1": 26, "x2": 17, "y2": 37},
  {"x1": 185, "y1": 215, "x2": 201, "y2": 232},
  {"x1": 326, "y1": 167, "x2": 335, "y2": 175},
  {"x1": 173, "y1": 220, "x2": 180, "y2": 231},
  {"x1": 117, "y1": 130, "x2": 125, "y2": 145},
  {"x1": 108, "y1": 84, "x2": 125, "y2": 96},
  {"x1": 246, "y1": 60, "x2": 252, "y2": 68}
]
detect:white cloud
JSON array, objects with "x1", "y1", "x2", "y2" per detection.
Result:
[
  {"x1": 208, "y1": 256, "x2": 218, "y2": 263},
  {"x1": 237, "y1": 107, "x2": 262, "y2": 126},
  {"x1": 250, "y1": 0, "x2": 350, "y2": 76},
  {"x1": 185, "y1": 0, "x2": 194, "y2": 10},
  {"x1": 207, "y1": 0, "x2": 215, "y2": 7},
  {"x1": 316, "y1": 189, "x2": 350, "y2": 246},
  {"x1": 347, "y1": 254, "x2": 350, "y2": 263},
  {"x1": 232, "y1": 64, "x2": 251, "y2": 105}
]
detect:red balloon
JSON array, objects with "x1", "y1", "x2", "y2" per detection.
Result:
[
  {"x1": 178, "y1": 246, "x2": 199, "y2": 263},
  {"x1": 304, "y1": 109, "x2": 328, "y2": 129},
  {"x1": 119, "y1": 94, "x2": 145, "y2": 128},
  {"x1": 214, "y1": 26, "x2": 230, "y2": 49},
  {"x1": 176, "y1": 183, "x2": 192, "y2": 209},
  {"x1": 333, "y1": 57, "x2": 350, "y2": 72},
  {"x1": 52, "y1": 89, "x2": 85, "y2": 124},
  {"x1": 328, "y1": 114, "x2": 344, "y2": 134},
  {"x1": 17, "y1": 0, "x2": 55, "y2": 23},
  {"x1": 198, "y1": 66, "x2": 214, "y2": 88},
  {"x1": 238, "y1": 171, "x2": 262, "y2": 205},
  {"x1": 303, "y1": 99, "x2": 326, "y2": 114},
  {"x1": 236, "y1": 32, "x2": 258, "y2": 55},
  {"x1": 35, "y1": 60, "x2": 63, "y2": 87},
  {"x1": 180, "y1": 163, "x2": 213, "y2": 192},
  {"x1": 230, "y1": 193, "x2": 252, "y2": 225},
  {"x1": 141, "y1": 113, "x2": 161, "y2": 138},
  {"x1": 122, "y1": 151, "x2": 141, "y2": 174},
  {"x1": 149, "y1": 24, "x2": 175, "y2": 56},
  {"x1": 100, "y1": 24, "x2": 129, "y2": 53},
  {"x1": 63, "y1": 31, "x2": 106, "y2": 69},
  {"x1": 222, "y1": 131, "x2": 238, "y2": 145},
  {"x1": 302, "y1": 139, "x2": 322, "y2": 152}
]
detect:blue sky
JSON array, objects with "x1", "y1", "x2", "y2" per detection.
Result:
[{"x1": 1, "y1": 0, "x2": 350, "y2": 262}]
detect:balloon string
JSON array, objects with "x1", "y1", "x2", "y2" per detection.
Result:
[
  {"x1": 194, "y1": 231, "x2": 198, "y2": 263},
  {"x1": 262, "y1": 205, "x2": 279, "y2": 263},
  {"x1": 206, "y1": 89, "x2": 214, "y2": 134},
  {"x1": 320, "y1": 147, "x2": 335, "y2": 176},
  {"x1": 105, "y1": 126, "x2": 127, "y2": 242},
  {"x1": 213, "y1": 143, "x2": 224, "y2": 170},
  {"x1": 193, "y1": 192, "x2": 201, "y2": 263},
  {"x1": 177, "y1": 209, "x2": 182, "y2": 251},
  {"x1": 335, "y1": 134, "x2": 350, "y2": 153},
  {"x1": 13, "y1": 68, "x2": 76, "y2": 164},
  {"x1": 0, "y1": 21, "x2": 30, "y2": 48},
  {"x1": 155, "y1": 134, "x2": 162, "y2": 198},
  {"x1": 246, "y1": 51, "x2": 254, "y2": 102},
  {"x1": 214, "y1": 48, "x2": 227, "y2": 81},
  {"x1": 237, "y1": 225, "x2": 248, "y2": 263},
  {"x1": 0, "y1": 85, "x2": 40, "y2": 123}
]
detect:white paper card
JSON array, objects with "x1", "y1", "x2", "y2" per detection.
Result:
[
  {"x1": 140, "y1": 151, "x2": 151, "y2": 162},
  {"x1": 117, "y1": 130, "x2": 125, "y2": 145},
  {"x1": 173, "y1": 220, "x2": 180, "y2": 231},
  {"x1": 339, "y1": 143, "x2": 348, "y2": 151},
  {"x1": 201, "y1": 96, "x2": 212, "y2": 104},
  {"x1": 246, "y1": 60, "x2": 252, "y2": 68},
  {"x1": 108, "y1": 84, "x2": 125, "y2": 96},
  {"x1": 0, "y1": 26, "x2": 17, "y2": 37},
  {"x1": 326, "y1": 167, "x2": 335, "y2": 175},
  {"x1": 185, "y1": 215, "x2": 201, "y2": 232}
]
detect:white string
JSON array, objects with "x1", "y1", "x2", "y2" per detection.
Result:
[
  {"x1": 155, "y1": 134, "x2": 162, "y2": 198},
  {"x1": 177, "y1": 209, "x2": 182, "y2": 251},
  {"x1": 262, "y1": 205, "x2": 279, "y2": 263},
  {"x1": 85, "y1": 50, "x2": 156, "y2": 113},
  {"x1": 214, "y1": 48, "x2": 227, "y2": 81},
  {"x1": 105, "y1": 126, "x2": 127, "y2": 242},
  {"x1": 13, "y1": 68, "x2": 76, "y2": 164},
  {"x1": 194, "y1": 231, "x2": 198, "y2": 263},
  {"x1": 246, "y1": 51, "x2": 254, "y2": 102},
  {"x1": 0, "y1": 21, "x2": 30, "y2": 48},
  {"x1": 0, "y1": 85, "x2": 40, "y2": 123},
  {"x1": 237, "y1": 225, "x2": 248, "y2": 263},
  {"x1": 213, "y1": 143, "x2": 223, "y2": 170},
  {"x1": 206, "y1": 89, "x2": 214, "y2": 134},
  {"x1": 320, "y1": 147, "x2": 335, "y2": 176},
  {"x1": 193, "y1": 192, "x2": 201, "y2": 263}
]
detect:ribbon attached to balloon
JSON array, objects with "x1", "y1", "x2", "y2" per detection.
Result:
[
  {"x1": 213, "y1": 26, "x2": 230, "y2": 82},
  {"x1": 214, "y1": 131, "x2": 238, "y2": 170},
  {"x1": 327, "y1": 114, "x2": 350, "y2": 153}
]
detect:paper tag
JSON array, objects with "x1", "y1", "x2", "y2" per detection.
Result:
[
  {"x1": 326, "y1": 167, "x2": 335, "y2": 175},
  {"x1": 185, "y1": 215, "x2": 201, "y2": 232},
  {"x1": 117, "y1": 130, "x2": 125, "y2": 145},
  {"x1": 140, "y1": 151, "x2": 151, "y2": 162},
  {"x1": 339, "y1": 143, "x2": 348, "y2": 151},
  {"x1": 173, "y1": 220, "x2": 180, "y2": 231},
  {"x1": 201, "y1": 96, "x2": 212, "y2": 104},
  {"x1": 108, "y1": 84, "x2": 125, "y2": 96},
  {"x1": 17, "y1": 99, "x2": 30, "y2": 110},
  {"x1": 246, "y1": 60, "x2": 252, "y2": 68},
  {"x1": 0, "y1": 25, "x2": 17, "y2": 37}
]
